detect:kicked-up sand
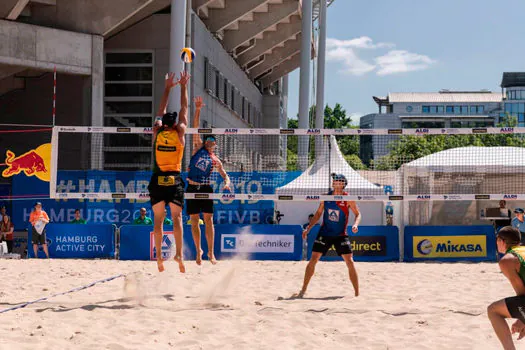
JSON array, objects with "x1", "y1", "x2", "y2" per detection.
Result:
[{"x1": 0, "y1": 259, "x2": 516, "y2": 350}]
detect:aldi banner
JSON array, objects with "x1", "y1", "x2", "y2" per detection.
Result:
[{"x1": 404, "y1": 225, "x2": 496, "y2": 262}]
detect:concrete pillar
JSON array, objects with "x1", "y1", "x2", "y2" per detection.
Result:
[
  {"x1": 90, "y1": 35, "x2": 104, "y2": 170},
  {"x1": 314, "y1": 0, "x2": 327, "y2": 159},
  {"x1": 297, "y1": 0, "x2": 312, "y2": 170},
  {"x1": 169, "y1": 0, "x2": 188, "y2": 113}
]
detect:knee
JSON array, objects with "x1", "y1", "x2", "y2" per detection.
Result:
[
  {"x1": 172, "y1": 212, "x2": 182, "y2": 222},
  {"x1": 203, "y1": 215, "x2": 213, "y2": 225},
  {"x1": 345, "y1": 258, "x2": 355, "y2": 267},
  {"x1": 190, "y1": 215, "x2": 200, "y2": 224}
]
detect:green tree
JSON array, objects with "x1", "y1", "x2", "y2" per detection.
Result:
[
  {"x1": 375, "y1": 115, "x2": 525, "y2": 170},
  {"x1": 287, "y1": 104, "x2": 361, "y2": 170}
]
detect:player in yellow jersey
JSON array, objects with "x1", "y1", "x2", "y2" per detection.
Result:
[{"x1": 148, "y1": 71, "x2": 190, "y2": 273}]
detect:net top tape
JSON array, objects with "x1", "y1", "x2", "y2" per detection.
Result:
[{"x1": 55, "y1": 126, "x2": 523, "y2": 136}]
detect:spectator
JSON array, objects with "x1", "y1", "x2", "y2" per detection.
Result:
[
  {"x1": 512, "y1": 208, "x2": 525, "y2": 245},
  {"x1": 133, "y1": 207, "x2": 153, "y2": 225},
  {"x1": 0, "y1": 205, "x2": 6, "y2": 221},
  {"x1": 29, "y1": 202, "x2": 50, "y2": 258},
  {"x1": 0, "y1": 215, "x2": 14, "y2": 253},
  {"x1": 163, "y1": 209, "x2": 173, "y2": 225},
  {"x1": 70, "y1": 209, "x2": 87, "y2": 224},
  {"x1": 302, "y1": 213, "x2": 315, "y2": 230},
  {"x1": 493, "y1": 200, "x2": 512, "y2": 231}
]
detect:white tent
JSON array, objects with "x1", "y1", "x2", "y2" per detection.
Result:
[
  {"x1": 399, "y1": 146, "x2": 525, "y2": 226},
  {"x1": 275, "y1": 137, "x2": 385, "y2": 225},
  {"x1": 276, "y1": 136, "x2": 383, "y2": 195}
]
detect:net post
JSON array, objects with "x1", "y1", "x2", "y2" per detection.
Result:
[
  {"x1": 327, "y1": 135, "x2": 331, "y2": 192},
  {"x1": 49, "y1": 126, "x2": 59, "y2": 199}
]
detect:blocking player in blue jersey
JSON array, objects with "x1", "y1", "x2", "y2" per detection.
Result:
[{"x1": 294, "y1": 173, "x2": 361, "y2": 298}]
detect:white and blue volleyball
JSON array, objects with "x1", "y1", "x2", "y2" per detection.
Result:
[{"x1": 180, "y1": 47, "x2": 195, "y2": 63}]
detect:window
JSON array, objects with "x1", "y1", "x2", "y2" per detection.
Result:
[
  {"x1": 454, "y1": 106, "x2": 461, "y2": 114},
  {"x1": 478, "y1": 105, "x2": 485, "y2": 114},
  {"x1": 461, "y1": 106, "x2": 468, "y2": 115},
  {"x1": 446, "y1": 106, "x2": 454, "y2": 114},
  {"x1": 519, "y1": 103, "x2": 525, "y2": 113},
  {"x1": 422, "y1": 106, "x2": 430, "y2": 114},
  {"x1": 519, "y1": 114, "x2": 525, "y2": 123},
  {"x1": 430, "y1": 106, "x2": 437, "y2": 114},
  {"x1": 469, "y1": 106, "x2": 476, "y2": 115},
  {"x1": 104, "y1": 51, "x2": 154, "y2": 170},
  {"x1": 230, "y1": 85, "x2": 235, "y2": 111},
  {"x1": 214, "y1": 70, "x2": 220, "y2": 98},
  {"x1": 223, "y1": 79, "x2": 229, "y2": 105},
  {"x1": 437, "y1": 106, "x2": 444, "y2": 114}
]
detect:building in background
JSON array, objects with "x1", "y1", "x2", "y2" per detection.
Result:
[
  {"x1": 0, "y1": 0, "x2": 331, "y2": 172},
  {"x1": 359, "y1": 79, "x2": 515, "y2": 164}
]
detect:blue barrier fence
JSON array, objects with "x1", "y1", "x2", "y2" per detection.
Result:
[
  {"x1": 27, "y1": 223, "x2": 115, "y2": 259},
  {"x1": 404, "y1": 225, "x2": 496, "y2": 262},
  {"x1": 306, "y1": 226, "x2": 400, "y2": 261}
]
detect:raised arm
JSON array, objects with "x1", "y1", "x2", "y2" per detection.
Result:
[
  {"x1": 153, "y1": 73, "x2": 179, "y2": 144},
  {"x1": 176, "y1": 71, "x2": 191, "y2": 142},
  {"x1": 157, "y1": 72, "x2": 178, "y2": 117},
  {"x1": 192, "y1": 96, "x2": 205, "y2": 154}
]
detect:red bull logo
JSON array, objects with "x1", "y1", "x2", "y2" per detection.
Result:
[{"x1": 2, "y1": 143, "x2": 51, "y2": 182}]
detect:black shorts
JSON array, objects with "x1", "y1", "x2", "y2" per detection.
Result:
[
  {"x1": 186, "y1": 184, "x2": 214, "y2": 215},
  {"x1": 312, "y1": 234, "x2": 352, "y2": 256},
  {"x1": 148, "y1": 172, "x2": 185, "y2": 207},
  {"x1": 31, "y1": 227, "x2": 47, "y2": 245},
  {"x1": 505, "y1": 296, "x2": 525, "y2": 323}
]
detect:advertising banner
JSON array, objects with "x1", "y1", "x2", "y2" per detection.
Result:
[
  {"x1": 27, "y1": 223, "x2": 115, "y2": 259},
  {"x1": 404, "y1": 225, "x2": 496, "y2": 262},
  {"x1": 306, "y1": 226, "x2": 399, "y2": 261}
]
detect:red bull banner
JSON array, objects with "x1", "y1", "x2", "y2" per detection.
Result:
[{"x1": 2, "y1": 144, "x2": 51, "y2": 182}]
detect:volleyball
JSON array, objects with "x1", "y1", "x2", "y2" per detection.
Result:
[{"x1": 180, "y1": 47, "x2": 195, "y2": 63}]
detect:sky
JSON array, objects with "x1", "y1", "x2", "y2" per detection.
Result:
[{"x1": 287, "y1": 0, "x2": 525, "y2": 125}]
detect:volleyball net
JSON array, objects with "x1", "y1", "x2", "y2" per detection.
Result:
[{"x1": 50, "y1": 126, "x2": 525, "y2": 202}]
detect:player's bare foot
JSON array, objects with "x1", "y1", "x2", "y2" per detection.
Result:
[
  {"x1": 196, "y1": 249, "x2": 203, "y2": 265},
  {"x1": 355, "y1": 290, "x2": 359, "y2": 297},
  {"x1": 291, "y1": 290, "x2": 305, "y2": 299},
  {"x1": 174, "y1": 255, "x2": 186, "y2": 273},
  {"x1": 157, "y1": 259, "x2": 165, "y2": 272},
  {"x1": 208, "y1": 254, "x2": 218, "y2": 265}
]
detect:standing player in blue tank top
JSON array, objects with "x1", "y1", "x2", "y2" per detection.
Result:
[
  {"x1": 293, "y1": 173, "x2": 361, "y2": 298},
  {"x1": 186, "y1": 97, "x2": 231, "y2": 265}
]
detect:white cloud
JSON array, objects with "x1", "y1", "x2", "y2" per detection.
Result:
[
  {"x1": 326, "y1": 37, "x2": 436, "y2": 77},
  {"x1": 327, "y1": 36, "x2": 394, "y2": 50},
  {"x1": 375, "y1": 50, "x2": 437, "y2": 76},
  {"x1": 326, "y1": 47, "x2": 375, "y2": 76}
]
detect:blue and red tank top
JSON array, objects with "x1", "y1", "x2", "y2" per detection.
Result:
[
  {"x1": 188, "y1": 147, "x2": 218, "y2": 184},
  {"x1": 319, "y1": 191, "x2": 350, "y2": 237}
]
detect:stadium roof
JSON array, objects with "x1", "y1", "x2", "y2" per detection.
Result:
[
  {"x1": 373, "y1": 91, "x2": 502, "y2": 105},
  {"x1": 501, "y1": 72, "x2": 525, "y2": 88},
  {"x1": 405, "y1": 147, "x2": 525, "y2": 168},
  {"x1": 195, "y1": 0, "x2": 336, "y2": 88}
]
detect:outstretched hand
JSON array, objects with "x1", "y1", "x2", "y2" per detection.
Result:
[
  {"x1": 164, "y1": 72, "x2": 178, "y2": 90},
  {"x1": 177, "y1": 70, "x2": 191, "y2": 86},
  {"x1": 194, "y1": 96, "x2": 205, "y2": 109}
]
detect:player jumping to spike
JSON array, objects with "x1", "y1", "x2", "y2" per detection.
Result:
[
  {"x1": 187, "y1": 96, "x2": 231, "y2": 265},
  {"x1": 293, "y1": 173, "x2": 361, "y2": 298},
  {"x1": 148, "y1": 71, "x2": 190, "y2": 273}
]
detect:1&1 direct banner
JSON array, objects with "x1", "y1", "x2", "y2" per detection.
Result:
[
  {"x1": 404, "y1": 225, "x2": 496, "y2": 262},
  {"x1": 306, "y1": 226, "x2": 400, "y2": 262},
  {"x1": 27, "y1": 223, "x2": 115, "y2": 259}
]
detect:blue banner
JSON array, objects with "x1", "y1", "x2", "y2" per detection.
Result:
[
  {"x1": 11, "y1": 171, "x2": 300, "y2": 228},
  {"x1": 306, "y1": 226, "x2": 400, "y2": 261},
  {"x1": 27, "y1": 223, "x2": 115, "y2": 259},
  {"x1": 119, "y1": 224, "x2": 302, "y2": 261},
  {"x1": 404, "y1": 225, "x2": 496, "y2": 262}
]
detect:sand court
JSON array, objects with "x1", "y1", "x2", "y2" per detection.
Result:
[{"x1": 0, "y1": 259, "x2": 514, "y2": 350}]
